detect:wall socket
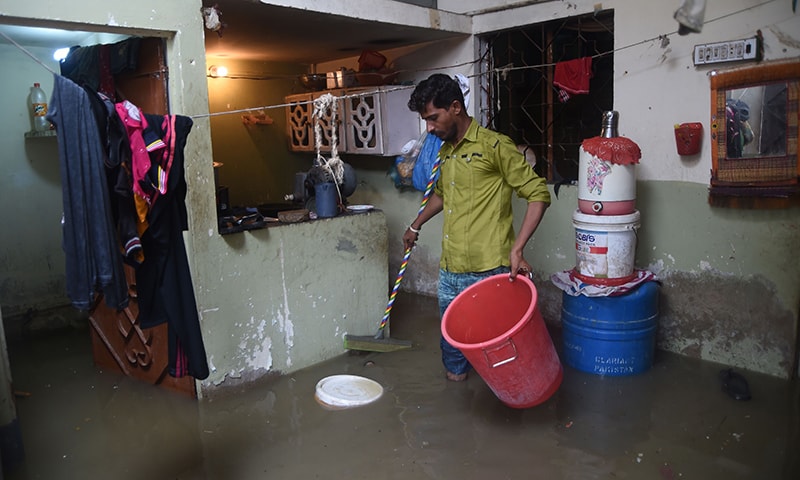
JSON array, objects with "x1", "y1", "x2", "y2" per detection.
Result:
[{"x1": 693, "y1": 37, "x2": 760, "y2": 66}]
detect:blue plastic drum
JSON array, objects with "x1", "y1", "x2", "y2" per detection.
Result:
[{"x1": 561, "y1": 281, "x2": 659, "y2": 376}]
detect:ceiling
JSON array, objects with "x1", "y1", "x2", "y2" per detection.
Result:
[
  {"x1": 202, "y1": 0, "x2": 466, "y2": 64},
  {"x1": 0, "y1": 1, "x2": 466, "y2": 66},
  {"x1": 0, "y1": 22, "x2": 134, "y2": 60}
]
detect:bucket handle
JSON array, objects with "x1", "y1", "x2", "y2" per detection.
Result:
[{"x1": 483, "y1": 338, "x2": 518, "y2": 368}]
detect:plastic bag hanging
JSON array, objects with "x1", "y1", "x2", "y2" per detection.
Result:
[{"x1": 674, "y1": 0, "x2": 706, "y2": 35}]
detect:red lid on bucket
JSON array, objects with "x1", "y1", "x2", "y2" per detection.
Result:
[{"x1": 581, "y1": 136, "x2": 641, "y2": 165}]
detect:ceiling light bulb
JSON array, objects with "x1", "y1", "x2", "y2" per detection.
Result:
[
  {"x1": 53, "y1": 47, "x2": 70, "y2": 62},
  {"x1": 208, "y1": 65, "x2": 228, "y2": 78}
]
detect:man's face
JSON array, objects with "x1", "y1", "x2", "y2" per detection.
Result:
[{"x1": 420, "y1": 100, "x2": 458, "y2": 143}]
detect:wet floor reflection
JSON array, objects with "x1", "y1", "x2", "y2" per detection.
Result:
[{"x1": 5, "y1": 292, "x2": 799, "y2": 479}]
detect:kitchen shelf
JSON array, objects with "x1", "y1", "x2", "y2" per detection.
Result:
[
  {"x1": 285, "y1": 87, "x2": 419, "y2": 156},
  {"x1": 242, "y1": 113, "x2": 274, "y2": 125},
  {"x1": 25, "y1": 130, "x2": 56, "y2": 138}
]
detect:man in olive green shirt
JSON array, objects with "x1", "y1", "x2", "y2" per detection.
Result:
[{"x1": 403, "y1": 74, "x2": 551, "y2": 381}]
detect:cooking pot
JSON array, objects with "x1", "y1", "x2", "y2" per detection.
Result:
[{"x1": 299, "y1": 73, "x2": 327, "y2": 91}]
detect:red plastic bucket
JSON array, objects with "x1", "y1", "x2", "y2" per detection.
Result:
[{"x1": 441, "y1": 274, "x2": 563, "y2": 408}]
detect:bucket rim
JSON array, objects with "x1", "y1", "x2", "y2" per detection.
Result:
[
  {"x1": 441, "y1": 273, "x2": 538, "y2": 350},
  {"x1": 572, "y1": 208, "x2": 640, "y2": 225},
  {"x1": 571, "y1": 269, "x2": 637, "y2": 286}
]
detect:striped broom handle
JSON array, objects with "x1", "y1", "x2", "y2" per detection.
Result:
[{"x1": 375, "y1": 154, "x2": 441, "y2": 338}]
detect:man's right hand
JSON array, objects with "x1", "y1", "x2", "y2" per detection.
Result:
[{"x1": 402, "y1": 227, "x2": 419, "y2": 251}]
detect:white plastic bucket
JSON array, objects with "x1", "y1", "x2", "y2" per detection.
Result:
[
  {"x1": 573, "y1": 209, "x2": 640, "y2": 285},
  {"x1": 577, "y1": 146, "x2": 637, "y2": 215}
]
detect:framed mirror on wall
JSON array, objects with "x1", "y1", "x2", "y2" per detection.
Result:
[{"x1": 709, "y1": 58, "x2": 799, "y2": 208}]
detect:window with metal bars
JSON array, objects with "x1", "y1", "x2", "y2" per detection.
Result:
[{"x1": 478, "y1": 10, "x2": 614, "y2": 185}]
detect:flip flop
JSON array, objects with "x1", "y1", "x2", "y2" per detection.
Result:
[{"x1": 720, "y1": 368, "x2": 751, "y2": 401}]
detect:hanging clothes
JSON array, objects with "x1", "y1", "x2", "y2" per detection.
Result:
[
  {"x1": 134, "y1": 113, "x2": 209, "y2": 380},
  {"x1": 49, "y1": 73, "x2": 208, "y2": 379},
  {"x1": 60, "y1": 37, "x2": 141, "y2": 99},
  {"x1": 115, "y1": 100, "x2": 167, "y2": 207},
  {"x1": 82, "y1": 87, "x2": 144, "y2": 265},
  {"x1": 553, "y1": 56, "x2": 593, "y2": 102},
  {"x1": 45, "y1": 74, "x2": 129, "y2": 311}
]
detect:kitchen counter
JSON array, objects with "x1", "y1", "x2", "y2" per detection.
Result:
[
  {"x1": 199, "y1": 207, "x2": 390, "y2": 391},
  {"x1": 218, "y1": 204, "x2": 378, "y2": 235}
]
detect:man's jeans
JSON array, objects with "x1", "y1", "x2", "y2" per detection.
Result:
[{"x1": 438, "y1": 266, "x2": 510, "y2": 375}]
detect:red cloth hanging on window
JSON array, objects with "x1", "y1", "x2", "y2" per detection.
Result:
[{"x1": 554, "y1": 56, "x2": 593, "y2": 95}]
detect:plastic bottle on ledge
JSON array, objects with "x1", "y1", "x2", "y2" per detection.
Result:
[{"x1": 30, "y1": 83, "x2": 50, "y2": 132}]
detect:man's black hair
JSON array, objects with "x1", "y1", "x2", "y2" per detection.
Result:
[{"x1": 408, "y1": 74, "x2": 465, "y2": 113}]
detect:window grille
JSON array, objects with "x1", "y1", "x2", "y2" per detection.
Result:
[{"x1": 478, "y1": 11, "x2": 615, "y2": 184}]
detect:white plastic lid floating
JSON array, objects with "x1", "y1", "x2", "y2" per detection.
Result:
[{"x1": 315, "y1": 375, "x2": 383, "y2": 409}]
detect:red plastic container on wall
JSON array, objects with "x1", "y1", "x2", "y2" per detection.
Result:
[{"x1": 674, "y1": 122, "x2": 703, "y2": 155}]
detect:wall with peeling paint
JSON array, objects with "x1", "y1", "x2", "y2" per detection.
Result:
[
  {"x1": 356, "y1": 0, "x2": 800, "y2": 378},
  {"x1": 534, "y1": 1, "x2": 799, "y2": 379},
  {"x1": 376, "y1": 171, "x2": 799, "y2": 378},
  {"x1": 1, "y1": 0, "x2": 798, "y2": 395},
  {"x1": 198, "y1": 214, "x2": 389, "y2": 389},
  {"x1": 0, "y1": 0, "x2": 218, "y2": 324},
  {"x1": 0, "y1": 44, "x2": 65, "y2": 318},
  {"x1": 534, "y1": 183, "x2": 799, "y2": 379},
  {"x1": 0, "y1": 0, "x2": 392, "y2": 396}
]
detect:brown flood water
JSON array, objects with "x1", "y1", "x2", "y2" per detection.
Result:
[{"x1": 5, "y1": 292, "x2": 799, "y2": 479}]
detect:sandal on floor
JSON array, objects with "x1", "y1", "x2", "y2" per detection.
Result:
[{"x1": 720, "y1": 368, "x2": 751, "y2": 401}]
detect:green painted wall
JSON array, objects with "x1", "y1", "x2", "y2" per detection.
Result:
[
  {"x1": 1, "y1": 0, "x2": 798, "y2": 385},
  {"x1": 0, "y1": 44, "x2": 65, "y2": 318},
  {"x1": 0, "y1": 0, "x2": 393, "y2": 396},
  {"x1": 205, "y1": 58, "x2": 312, "y2": 208},
  {"x1": 361, "y1": 172, "x2": 800, "y2": 378},
  {"x1": 199, "y1": 213, "x2": 389, "y2": 390}
]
